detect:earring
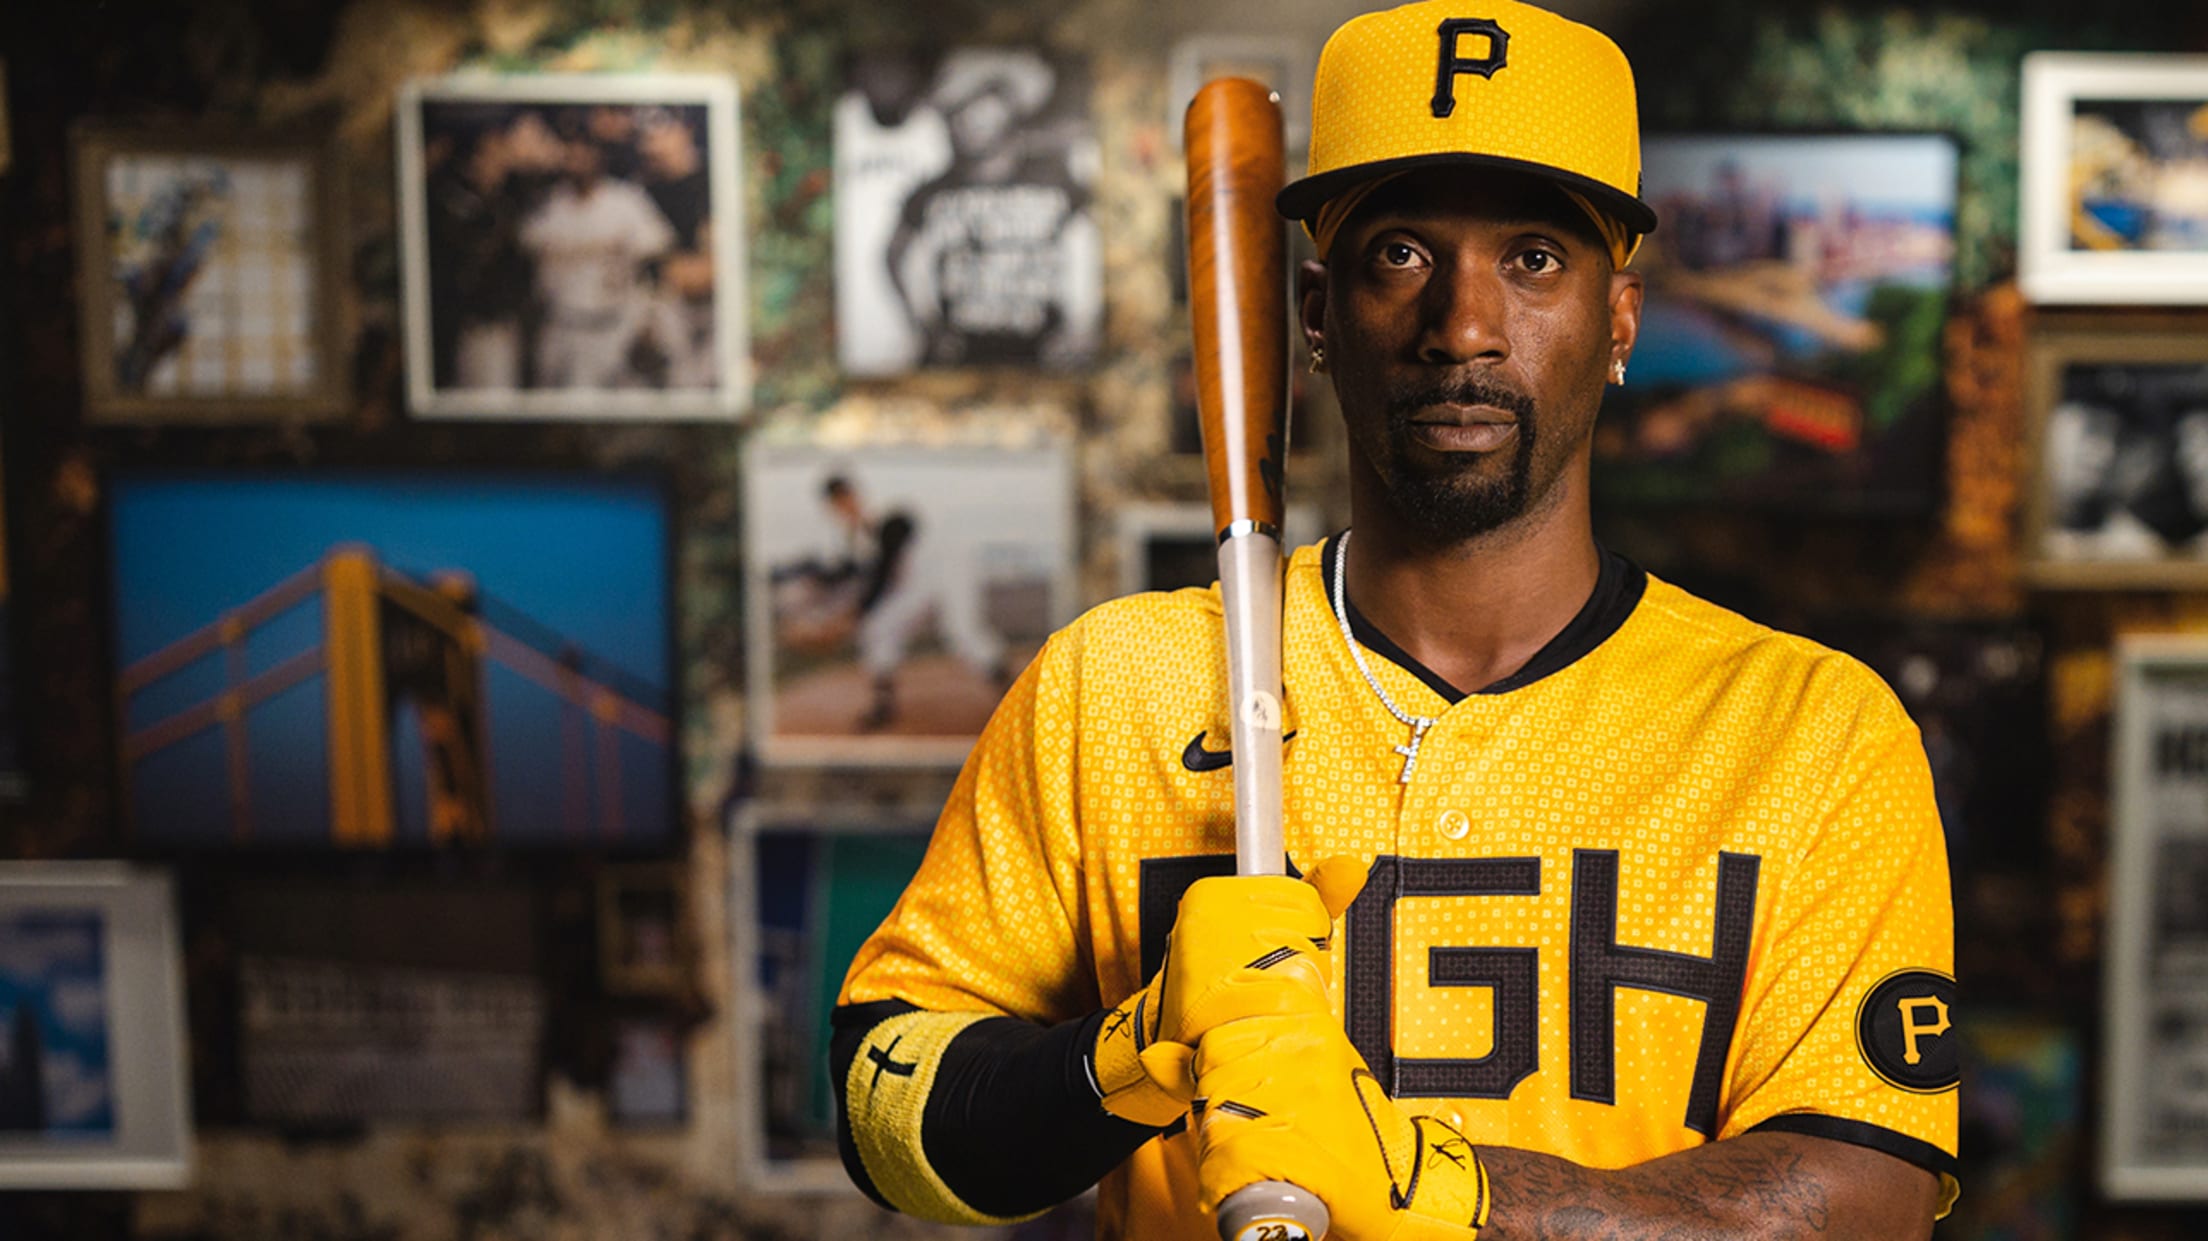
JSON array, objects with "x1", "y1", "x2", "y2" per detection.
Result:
[
  {"x1": 1609, "y1": 358, "x2": 1627, "y2": 385},
  {"x1": 1308, "y1": 343, "x2": 1327, "y2": 374}
]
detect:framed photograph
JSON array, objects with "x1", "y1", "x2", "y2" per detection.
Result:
[
  {"x1": 2020, "y1": 321, "x2": 2208, "y2": 589},
  {"x1": 608, "y1": 1016, "x2": 687, "y2": 1127},
  {"x1": 1594, "y1": 131, "x2": 1957, "y2": 511},
  {"x1": 834, "y1": 48, "x2": 1101, "y2": 375},
  {"x1": 70, "y1": 125, "x2": 347, "y2": 423},
  {"x1": 397, "y1": 73, "x2": 748, "y2": 419},
  {"x1": 2104, "y1": 636, "x2": 2208, "y2": 1198},
  {"x1": 1948, "y1": 1012, "x2": 2083, "y2": 1238},
  {"x1": 0, "y1": 863, "x2": 190, "y2": 1189},
  {"x1": 1167, "y1": 35, "x2": 1312, "y2": 155},
  {"x1": 597, "y1": 862, "x2": 692, "y2": 997},
  {"x1": 1115, "y1": 500, "x2": 1324, "y2": 598},
  {"x1": 230, "y1": 875, "x2": 543, "y2": 1125},
  {"x1": 728, "y1": 804, "x2": 935, "y2": 1191},
  {"x1": 744, "y1": 439, "x2": 1076, "y2": 767},
  {"x1": 107, "y1": 469, "x2": 679, "y2": 849},
  {"x1": 2020, "y1": 54, "x2": 2208, "y2": 305}
]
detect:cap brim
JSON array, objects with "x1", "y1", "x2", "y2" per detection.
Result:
[{"x1": 1277, "y1": 151, "x2": 1658, "y2": 236}]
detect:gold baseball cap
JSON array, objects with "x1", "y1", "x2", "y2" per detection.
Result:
[{"x1": 1278, "y1": 0, "x2": 1657, "y2": 252}]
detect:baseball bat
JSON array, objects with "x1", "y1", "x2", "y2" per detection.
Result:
[{"x1": 1185, "y1": 77, "x2": 1328, "y2": 1241}]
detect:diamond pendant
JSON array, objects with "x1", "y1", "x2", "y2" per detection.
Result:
[{"x1": 1392, "y1": 717, "x2": 1434, "y2": 784}]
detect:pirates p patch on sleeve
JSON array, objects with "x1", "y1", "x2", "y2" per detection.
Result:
[{"x1": 1855, "y1": 969, "x2": 1958, "y2": 1094}]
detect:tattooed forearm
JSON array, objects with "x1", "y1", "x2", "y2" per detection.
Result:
[{"x1": 1475, "y1": 1132, "x2": 1933, "y2": 1241}]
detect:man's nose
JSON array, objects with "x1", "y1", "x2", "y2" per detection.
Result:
[{"x1": 1416, "y1": 259, "x2": 1509, "y2": 366}]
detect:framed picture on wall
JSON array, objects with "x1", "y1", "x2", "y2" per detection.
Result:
[
  {"x1": 833, "y1": 48, "x2": 1101, "y2": 376},
  {"x1": 70, "y1": 126, "x2": 348, "y2": 423},
  {"x1": 0, "y1": 863, "x2": 190, "y2": 1189},
  {"x1": 106, "y1": 469, "x2": 679, "y2": 849},
  {"x1": 728, "y1": 804, "x2": 935, "y2": 1192},
  {"x1": 597, "y1": 863, "x2": 692, "y2": 998},
  {"x1": 2019, "y1": 320, "x2": 2208, "y2": 588},
  {"x1": 1114, "y1": 500, "x2": 1324, "y2": 598},
  {"x1": 1167, "y1": 34, "x2": 1312, "y2": 154},
  {"x1": 743, "y1": 438, "x2": 1076, "y2": 768},
  {"x1": 2104, "y1": 636, "x2": 2208, "y2": 1198},
  {"x1": 2020, "y1": 53, "x2": 2208, "y2": 305},
  {"x1": 1593, "y1": 131, "x2": 1958, "y2": 512},
  {"x1": 397, "y1": 73, "x2": 748, "y2": 419}
]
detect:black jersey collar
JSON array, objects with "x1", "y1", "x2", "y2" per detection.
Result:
[{"x1": 1319, "y1": 532, "x2": 1648, "y2": 704}]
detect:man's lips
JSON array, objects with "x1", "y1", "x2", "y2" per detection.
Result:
[{"x1": 1407, "y1": 404, "x2": 1520, "y2": 453}]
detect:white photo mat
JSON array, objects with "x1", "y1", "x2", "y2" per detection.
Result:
[
  {"x1": 0, "y1": 863, "x2": 190, "y2": 1189},
  {"x1": 726, "y1": 803, "x2": 936, "y2": 1193},
  {"x1": 742, "y1": 437, "x2": 1078, "y2": 768},
  {"x1": 396, "y1": 71, "x2": 749, "y2": 420},
  {"x1": 2106, "y1": 636, "x2": 2208, "y2": 1198},
  {"x1": 2019, "y1": 53, "x2": 2208, "y2": 305}
]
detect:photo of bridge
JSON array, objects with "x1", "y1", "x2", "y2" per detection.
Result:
[{"x1": 108, "y1": 472, "x2": 674, "y2": 849}]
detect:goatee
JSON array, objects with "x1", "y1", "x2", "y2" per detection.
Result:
[{"x1": 1378, "y1": 376, "x2": 1539, "y2": 541}]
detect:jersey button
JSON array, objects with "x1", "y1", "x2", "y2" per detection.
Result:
[{"x1": 1435, "y1": 808, "x2": 1470, "y2": 841}]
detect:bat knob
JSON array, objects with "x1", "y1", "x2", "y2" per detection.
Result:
[{"x1": 1217, "y1": 1180, "x2": 1330, "y2": 1241}]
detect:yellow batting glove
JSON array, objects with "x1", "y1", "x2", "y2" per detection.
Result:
[
  {"x1": 1193, "y1": 1009, "x2": 1491, "y2": 1241},
  {"x1": 1093, "y1": 860, "x2": 1366, "y2": 1127}
]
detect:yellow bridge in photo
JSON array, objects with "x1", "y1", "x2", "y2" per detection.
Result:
[{"x1": 118, "y1": 545, "x2": 671, "y2": 847}]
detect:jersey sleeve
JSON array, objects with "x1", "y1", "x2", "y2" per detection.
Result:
[
  {"x1": 1719, "y1": 691, "x2": 1961, "y2": 1213},
  {"x1": 833, "y1": 624, "x2": 1160, "y2": 1224}
]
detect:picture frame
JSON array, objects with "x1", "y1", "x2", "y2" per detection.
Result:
[
  {"x1": 743, "y1": 438, "x2": 1077, "y2": 768},
  {"x1": 0, "y1": 862, "x2": 191, "y2": 1189},
  {"x1": 1166, "y1": 35, "x2": 1313, "y2": 155},
  {"x1": 70, "y1": 125, "x2": 348, "y2": 423},
  {"x1": 229, "y1": 875, "x2": 545, "y2": 1126},
  {"x1": 2019, "y1": 53, "x2": 2208, "y2": 305},
  {"x1": 833, "y1": 48, "x2": 1100, "y2": 376},
  {"x1": 1114, "y1": 500, "x2": 1324, "y2": 598},
  {"x1": 607, "y1": 1016, "x2": 688, "y2": 1128},
  {"x1": 2019, "y1": 318, "x2": 2208, "y2": 589},
  {"x1": 1593, "y1": 129, "x2": 1957, "y2": 512},
  {"x1": 597, "y1": 862, "x2": 692, "y2": 997},
  {"x1": 397, "y1": 72, "x2": 749, "y2": 420},
  {"x1": 2102, "y1": 635, "x2": 2208, "y2": 1198},
  {"x1": 727, "y1": 803, "x2": 936, "y2": 1192},
  {"x1": 106, "y1": 468, "x2": 680, "y2": 850}
]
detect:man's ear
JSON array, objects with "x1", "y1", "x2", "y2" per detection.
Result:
[
  {"x1": 1297, "y1": 258, "x2": 1328, "y2": 358},
  {"x1": 1606, "y1": 269, "x2": 1644, "y2": 374}
]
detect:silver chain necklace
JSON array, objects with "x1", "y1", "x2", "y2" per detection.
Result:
[{"x1": 1329, "y1": 530, "x2": 1436, "y2": 784}]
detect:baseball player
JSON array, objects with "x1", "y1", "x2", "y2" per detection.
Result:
[
  {"x1": 518, "y1": 117, "x2": 677, "y2": 390},
  {"x1": 831, "y1": 3, "x2": 1958, "y2": 1239}
]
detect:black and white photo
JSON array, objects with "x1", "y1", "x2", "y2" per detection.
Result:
[
  {"x1": 834, "y1": 49, "x2": 1101, "y2": 375},
  {"x1": 2105, "y1": 639, "x2": 2208, "y2": 1198},
  {"x1": 399, "y1": 73, "x2": 747, "y2": 419},
  {"x1": 2024, "y1": 323, "x2": 2208, "y2": 587}
]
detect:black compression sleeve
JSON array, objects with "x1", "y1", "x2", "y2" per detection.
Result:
[{"x1": 830, "y1": 1002, "x2": 1166, "y2": 1218}]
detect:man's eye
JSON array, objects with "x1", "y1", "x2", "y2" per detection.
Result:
[
  {"x1": 1380, "y1": 242, "x2": 1418, "y2": 266},
  {"x1": 1517, "y1": 249, "x2": 1557, "y2": 272}
]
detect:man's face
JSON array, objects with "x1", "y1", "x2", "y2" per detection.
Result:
[{"x1": 1303, "y1": 168, "x2": 1641, "y2": 543}]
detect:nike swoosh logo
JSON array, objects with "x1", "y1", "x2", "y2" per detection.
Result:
[{"x1": 1181, "y1": 729, "x2": 1297, "y2": 773}]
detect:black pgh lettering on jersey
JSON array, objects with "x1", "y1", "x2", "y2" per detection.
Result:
[
  {"x1": 1431, "y1": 17, "x2": 1510, "y2": 118},
  {"x1": 1570, "y1": 850, "x2": 1759, "y2": 1135},
  {"x1": 1346, "y1": 856, "x2": 1543, "y2": 1099},
  {"x1": 1142, "y1": 850, "x2": 1761, "y2": 1131}
]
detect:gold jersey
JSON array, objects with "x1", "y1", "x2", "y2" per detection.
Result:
[{"x1": 840, "y1": 541, "x2": 1959, "y2": 1237}]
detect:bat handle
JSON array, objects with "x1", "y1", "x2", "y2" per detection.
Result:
[{"x1": 1217, "y1": 1180, "x2": 1331, "y2": 1240}]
